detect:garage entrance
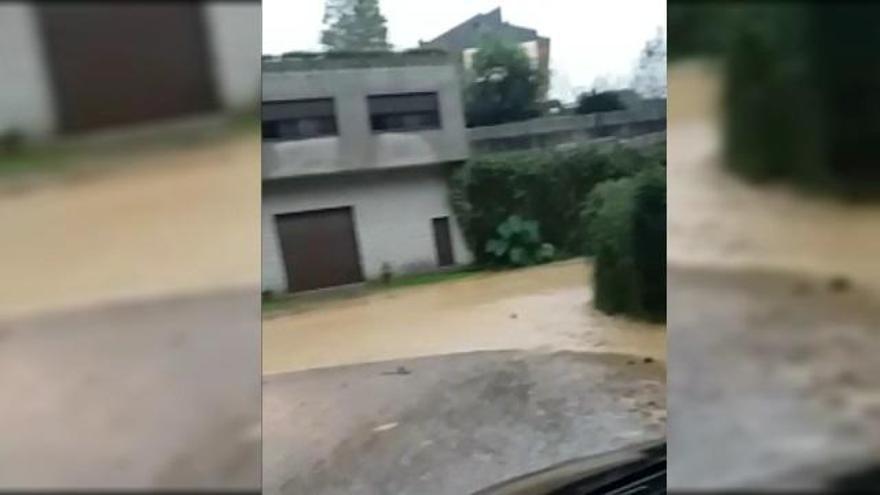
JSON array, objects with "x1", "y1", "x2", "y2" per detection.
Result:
[
  {"x1": 275, "y1": 207, "x2": 363, "y2": 293},
  {"x1": 36, "y1": 3, "x2": 218, "y2": 133}
]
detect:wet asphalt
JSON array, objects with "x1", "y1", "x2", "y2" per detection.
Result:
[
  {"x1": 264, "y1": 349, "x2": 665, "y2": 495},
  {"x1": 0, "y1": 288, "x2": 261, "y2": 490}
]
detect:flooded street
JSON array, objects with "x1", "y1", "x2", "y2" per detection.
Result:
[
  {"x1": 0, "y1": 131, "x2": 261, "y2": 320},
  {"x1": 263, "y1": 250, "x2": 666, "y2": 494},
  {"x1": 668, "y1": 62, "x2": 880, "y2": 489},
  {"x1": 263, "y1": 259, "x2": 665, "y2": 374}
]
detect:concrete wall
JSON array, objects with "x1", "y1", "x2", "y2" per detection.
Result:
[
  {"x1": 468, "y1": 104, "x2": 667, "y2": 154},
  {"x1": 203, "y1": 2, "x2": 260, "y2": 110},
  {"x1": 262, "y1": 166, "x2": 472, "y2": 293},
  {"x1": 0, "y1": 3, "x2": 56, "y2": 138},
  {"x1": 0, "y1": 2, "x2": 259, "y2": 139},
  {"x1": 262, "y1": 63, "x2": 469, "y2": 180}
]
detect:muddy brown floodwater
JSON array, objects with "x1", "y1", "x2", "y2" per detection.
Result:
[
  {"x1": 0, "y1": 131, "x2": 261, "y2": 319},
  {"x1": 263, "y1": 259, "x2": 666, "y2": 374}
]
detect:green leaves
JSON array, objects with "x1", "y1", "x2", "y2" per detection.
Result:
[
  {"x1": 320, "y1": 0, "x2": 391, "y2": 52},
  {"x1": 464, "y1": 38, "x2": 543, "y2": 127},
  {"x1": 483, "y1": 215, "x2": 555, "y2": 268},
  {"x1": 450, "y1": 143, "x2": 666, "y2": 265},
  {"x1": 588, "y1": 165, "x2": 666, "y2": 321}
]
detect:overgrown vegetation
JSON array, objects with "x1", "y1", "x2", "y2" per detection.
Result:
[
  {"x1": 451, "y1": 141, "x2": 665, "y2": 320},
  {"x1": 587, "y1": 165, "x2": 666, "y2": 321},
  {"x1": 450, "y1": 142, "x2": 665, "y2": 265},
  {"x1": 464, "y1": 38, "x2": 544, "y2": 127}
]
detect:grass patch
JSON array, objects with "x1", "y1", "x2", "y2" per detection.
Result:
[{"x1": 368, "y1": 267, "x2": 481, "y2": 290}]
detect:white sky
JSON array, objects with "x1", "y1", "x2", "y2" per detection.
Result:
[{"x1": 263, "y1": 0, "x2": 666, "y2": 102}]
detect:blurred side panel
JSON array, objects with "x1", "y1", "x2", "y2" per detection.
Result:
[
  {"x1": 0, "y1": 1, "x2": 261, "y2": 491},
  {"x1": 204, "y1": 1, "x2": 262, "y2": 110},
  {"x1": 0, "y1": 2, "x2": 56, "y2": 138}
]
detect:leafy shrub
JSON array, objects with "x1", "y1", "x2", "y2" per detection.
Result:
[
  {"x1": 451, "y1": 143, "x2": 663, "y2": 265},
  {"x1": 588, "y1": 165, "x2": 666, "y2": 321},
  {"x1": 484, "y1": 215, "x2": 555, "y2": 267}
]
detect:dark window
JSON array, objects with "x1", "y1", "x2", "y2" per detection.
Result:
[
  {"x1": 368, "y1": 92, "x2": 441, "y2": 132},
  {"x1": 262, "y1": 98, "x2": 337, "y2": 141}
]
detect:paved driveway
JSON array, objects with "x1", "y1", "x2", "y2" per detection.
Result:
[
  {"x1": 0, "y1": 288, "x2": 261, "y2": 490},
  {"x1": 264, "y1": 350, "x2": 665, "y2": 495},
  {"x1": 668, "y1": 268, "x2": 880, "y2": 490}
]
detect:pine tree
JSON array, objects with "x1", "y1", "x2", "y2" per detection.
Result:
[{"x1": 320, "y1": 0, "x2": 391, "y2": 52}]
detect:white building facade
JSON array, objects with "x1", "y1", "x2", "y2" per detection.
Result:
[{"x1": 261, "y1": 53, "x2": 473, "y2": 294}]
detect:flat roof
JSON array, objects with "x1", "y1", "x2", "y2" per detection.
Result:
[{"x1": 262, "y1": 49, "x2": 453, "y2": 72}]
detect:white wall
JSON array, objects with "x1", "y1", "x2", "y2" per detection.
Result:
[
  {"x1": 0, "y1": 3, "x2": 56, "y2": 138},
  {"x1": 204, "y1": 2, "x2": 261, "y2": 110},
  {"x1": 262, "y1": 166, "x2": 472, "y2": 292}
]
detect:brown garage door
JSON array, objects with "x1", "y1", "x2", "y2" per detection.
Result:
[
  {"x1": 36, "y1": 3, "x2": 218, "y2": 133},
  {"x1": 276, "y1": 207, "x2": 364, "y2": 293}
]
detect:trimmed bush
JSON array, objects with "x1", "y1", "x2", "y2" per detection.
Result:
[
  {"x1": 632, "y1": 166, "x2": 666, "y2": 319},
  {"x1": 588, "y1": 165, "x2": 666, "y2": 321},
  {"x1": 451, "y1": 143, "x2": 663, "y2": 264},
  {"x1": 722, "y1": 4, "x2": 880, "y2": 199}
]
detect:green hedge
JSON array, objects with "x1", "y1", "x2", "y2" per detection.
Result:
[
  {"x1": 722, "y1": 4, "x2": 880, "y2": 199},
  {"x1": 588, "y1": 165, "x2": 666, "y2": 321},
  {"x1": 450, "y1": 143, "x2": 664, "y2": 264}
]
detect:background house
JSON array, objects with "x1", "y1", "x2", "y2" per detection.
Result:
[
  {"x1": 0, "y1": 1, "x2": 259, "y2": 140},
  {"x1": 261, "y1": 52, "x2": 473, "y2": 294},
  {"x1": 421, "y1": 7, "x2": 550, "y2": 101}
]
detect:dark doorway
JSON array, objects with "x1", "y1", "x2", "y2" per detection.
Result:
[
  {"x1": 276, "y1": 207, "x2": 363, "y2": 293},
  {"x1": 432, "y1": 217, "x2": 454, "y2": 267},
  {"x1": 36, "y1": 3, "x2": 218, "y2": 133}
]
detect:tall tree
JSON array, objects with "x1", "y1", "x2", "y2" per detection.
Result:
[
  {"x1": 320, "y1": 0, "x2": 391, "y2": 52},
  {"x1": 632, "y1": 28, "x2": 667, "y2": 98},
  {"x1": 464, "y1": 38, "x2": 543, "y2": 127}
]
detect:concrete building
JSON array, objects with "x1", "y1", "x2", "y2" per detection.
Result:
[
  {"x1": 0, "y1": 1, "x2": 259, "y2": 140},
  {"x1": 421, "y1": 7, "x2": 550, "y2": 100},
  {"x1": 262, "y1": 52, "x2": 473, "y2": 294}
]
